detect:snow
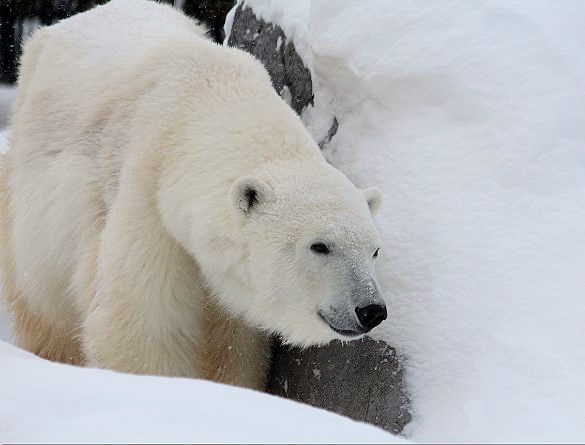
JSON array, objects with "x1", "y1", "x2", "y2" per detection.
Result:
[
  {"x1": 240, "y1": 0, "x2": 585, "y2": 442},
  {"x1": 0, "y1": 341, "x2": 404, "y2": 444}
]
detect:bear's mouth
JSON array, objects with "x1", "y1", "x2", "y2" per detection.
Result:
[{"x1": 317, "y1": 310, "x2": 367, "y2": 337}]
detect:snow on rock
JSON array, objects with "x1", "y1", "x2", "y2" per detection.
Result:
[
  {"x1": 224, "y1": 0, "x2": 311, "y2": 64},
  {"x1": 226, "y1": 4, "x2": 313, "y2": 115},
  {"x1": 240, "y1": 0, "x2": 585, "y2": 442},
  {"x1": 0, "y1": 341, "x2": 406, "y2": 443}
]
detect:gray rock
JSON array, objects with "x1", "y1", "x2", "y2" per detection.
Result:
[
  {"x1": 227, "y1": 3, "x2": 412, "y2": 434},
  {"x1": 227, "y1": 4, "x2": 312, "y2": 115},
  {"x1": 267, "y1": 338, "x2": 412, "y2": 435},
  {"x1": 318, "y1": 116, "x2": 339, "y2": 149}
]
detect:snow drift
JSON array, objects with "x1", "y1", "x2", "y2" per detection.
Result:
[{"x1": 0, "y1": 341, "x2": 404, "y2": 443}]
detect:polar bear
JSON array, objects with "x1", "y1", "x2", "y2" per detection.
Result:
[{"x1": 0, "y1": 0, "x2": 386, "y2": 389}]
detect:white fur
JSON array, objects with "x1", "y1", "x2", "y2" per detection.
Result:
[{"x1": 2, "y1": 0, "x2": 384, "y2": 381}]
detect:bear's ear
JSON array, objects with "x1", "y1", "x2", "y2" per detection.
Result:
[
  {"x1": 231, "y1": 176, "x2": 275, "y2": 215},
  {"x1": 362, "y1": 187, "x2": 383, "y2": 216}
]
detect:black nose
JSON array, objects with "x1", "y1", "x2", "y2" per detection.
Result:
[{"x1": 355, "y1": 304, "x2": 387, "y2": 330}]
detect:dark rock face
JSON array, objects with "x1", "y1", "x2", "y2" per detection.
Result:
[
  {"x1": 227, "y1": 4, "x2": 313, "y2": 115},
  {"x1": 182, "y1": 0, "x2": 235, "y2": 43},
  {"x1": 267, "y1": 338, "x2": 412, "y2": 435},
  {"x1": 227, "y1": 2, "x2": 412, "y2": 435}
]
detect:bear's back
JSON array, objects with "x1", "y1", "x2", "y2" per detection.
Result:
[
  {"x1": 44, "y1": 0, "x2": 208, "y2": 67},
  {"x1": 11, "y1": 0, "x2": 212, "y2": 162},
  {"x1": 9, "y1": 0, "x2": 218, "y2": 198},
  {"x1": 10, "y1": 0, "x2": 319, "y2": 209}
]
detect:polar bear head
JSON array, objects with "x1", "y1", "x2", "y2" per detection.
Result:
[{"x1": 223, "y1": 160, "x2": 386, "y2": 346}]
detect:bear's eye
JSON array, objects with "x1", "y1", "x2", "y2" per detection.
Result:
[
  {"x1": 373, "y1": 248, "x2": 380, "y2": 258},
  {"x1": 310, "y1": 243, "x2": 330, "y2": 255}
]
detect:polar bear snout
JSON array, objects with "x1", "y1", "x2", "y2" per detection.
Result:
[
  {"x1": 355, "y1": 304, "x2": 387, "y2": 330},
  {"x1": 318, "y1": 298, "x2": 387, "y2": 338}
]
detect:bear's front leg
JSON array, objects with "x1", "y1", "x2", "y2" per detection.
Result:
[
  {"x1": 82, "y1": 189, "x2": 203, "y2": 378},
  {"x1": 200, "y1": 298, "x2": 272, "y2": 391}
]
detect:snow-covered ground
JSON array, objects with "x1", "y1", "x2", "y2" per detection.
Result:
[
  {"x1": 0, "y1": 341, "x2": 404, "y2": 443},
  {"x1": 240, "y1": 0, "x2": 585, "y2": 442}
]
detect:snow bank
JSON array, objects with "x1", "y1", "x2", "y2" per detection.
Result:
[
  {"x1": 240, "y1": 0, "x2": 585, "y2": 442},
  {"x1": 224, "y1": 0, "x2": 311, "y2": 62},
  {"x1": 0, "y1": 341, "x2": 405, "y2": 443}
]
